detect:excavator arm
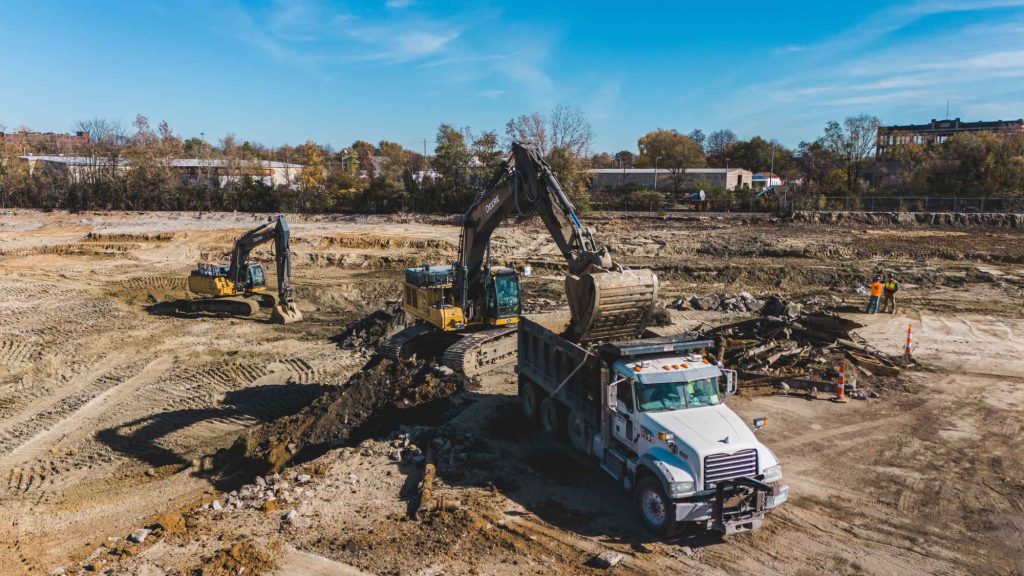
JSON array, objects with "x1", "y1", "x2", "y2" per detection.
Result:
[
  {"x1": 456, "y1": 142, "x2": 657, "y2": 343},
  {"x1": 227, "y1": 215, "x2": 302, "y2": 324}
]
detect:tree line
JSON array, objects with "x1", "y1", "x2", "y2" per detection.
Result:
[{"x1": 2, "y1": 110, "x2": 1021, "y2": 215}]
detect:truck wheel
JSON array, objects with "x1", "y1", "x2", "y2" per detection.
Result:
[
  {"x1": 519, "y1": 379, "x2": 540, "y2": 422},
  {"x1": 540, "y1": 398, "x2": 562, "y2": 438},
  {"x1": 567, "y1": 410, "x2": 589, "y2": 454},
  {"x1": 636, "y1": 476, "x2": 677, "y2": 537}
]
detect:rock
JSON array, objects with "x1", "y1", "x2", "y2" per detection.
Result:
[
  {"x1": 869, "y1": 390, "x2": 880, "y2": 398},
  {"x1": 347, "y1": 472, "x2": 358, "y2": 484},
  {"x1": 255, "y1": 476, "x2": 267, "y2": 487},
  {"x1": 588, "y1": 551, "x2": 624, "y2": 568},
  {"x1": 211, "y1": 500, "x2": 223, "y2": 511},
  {"x1": 434, "y1": 365, "x2": 455, "y2": 376},
  {"x1": 296, "y1": 474, "x2": 312, "y2": 484},
  {"x1": 388, "y1": 448, "x2": 402, "y2": 461},
  {"x1": 127, "y1": 528, "x2": 152, "y2": 544},
  {"x1": 282, "y1": 509, "x2": 299, "y2": 525},
  {"x1": 690, "y1": 294, "x2": 719, "y2": 311},
  {"x1": 154, "y1": 512, "x2": 185, "y2": 534}
]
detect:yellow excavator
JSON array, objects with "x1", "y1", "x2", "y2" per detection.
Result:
[
  {"x1": 185, "y1": 214, "x2": 303, "y2": 324},
  {"x1": 382, "y1": 142, "x2": 657, "y2": 375}
]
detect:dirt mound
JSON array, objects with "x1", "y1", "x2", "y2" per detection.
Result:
[
  {"x1": 84, "y1": 232, "x2": 175, "y2": 242},
  {"x1": 333, "y1": 300, "x2": 405, "y2": 349},
  {"x1": 106, "y1": 275, "x2": 191, "y2": 307},
  {"x1": 199, "y1": 541, "x2": 277, "y2": 576},
  {"x1": 212, "y1": 356, "x2": 471, "y2": 480}
]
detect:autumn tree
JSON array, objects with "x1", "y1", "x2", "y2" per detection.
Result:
[{"x1": 636, "y1": 129, "x2": 706, "y2": 193}]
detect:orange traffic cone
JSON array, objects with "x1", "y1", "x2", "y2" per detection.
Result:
[
  {"x1": 905, "y1": 323, "x2": 913, "y2": 359},
  {"x1": 833, "y1": 357, "x2": 848, "y2": 403}
]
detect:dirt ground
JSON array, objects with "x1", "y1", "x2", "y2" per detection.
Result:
[{"x1": 0, "y1": 209, "x2": 1022, "y2": 576}]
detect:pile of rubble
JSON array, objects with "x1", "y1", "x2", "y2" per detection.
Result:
[
  {"x1": 668, "y1": 292, "x2": 766, "y2": 313},
  {"x1": 668, "y1": 292, "x2": 843, "y2": 315},
  {"x1": 703, "y1": 302, "x2": 904, "y2": 397}
]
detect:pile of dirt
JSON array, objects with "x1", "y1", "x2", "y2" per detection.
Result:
[
  {"x1": 198, "y1": 541, "x2": 277, "y2": 576},
  {"x1": 333, "y1": 299, "x2": 405, "y2": 349},
  {"x1": 212, "y1": 357, "x2": 472, "y2": 481}
]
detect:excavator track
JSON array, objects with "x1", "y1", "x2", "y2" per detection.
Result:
[
  {"x1": 441, "y1": 326, "x2": 518, "y2": 378},
  {"x1": 380, "y1": 323, "x2": 434, "y2": 361},
  {"x1": 183, "y1": 296, "x2": 260, "y2": 316}
]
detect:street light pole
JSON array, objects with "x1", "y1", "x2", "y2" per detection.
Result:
[{"x1": 654, "y1": 156, "x2": 663, "y2": 191}]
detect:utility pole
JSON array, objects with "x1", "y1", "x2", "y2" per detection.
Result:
[
  {"x1": 654, "y1": 156, "x2": 663, "y2": 191},
  {"x1": 423, "y1": 138, "x2": 428, "y2": 158}
]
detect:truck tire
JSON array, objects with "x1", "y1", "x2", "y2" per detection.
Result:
[
  {"x1": 539, "y1": 398, "x2": 562, "y2": 438},
  {"x1": 636, "y1": 476, "x2": 677, "y2": 537},
  {"x1": 519, "y1": 379, "x2": 540, "y2": 422},
  {"x1": 567, "y1": 409, "x2": 589, "y2": 454}
]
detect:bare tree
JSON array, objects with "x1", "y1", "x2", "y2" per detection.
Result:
[
  {"x1": 504, "y1": 105, "x2": 594, "y2": 158},
  {"x1": 504, "y1": 112, "x2": 548, "y2": 155},
  {"x1": 706, "y1": 129, "x2": 737, "y2": 166},
  {"x1": 823, "y1": 114, "x2": 880, "y2": 193}
]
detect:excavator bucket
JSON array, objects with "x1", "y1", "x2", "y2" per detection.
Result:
[
  {"x1": 565, "y1": 268, "x2": 658, "y2": 344},
  {"x1": 270, "y1": 303, "x2": 303, "y2": 324}
]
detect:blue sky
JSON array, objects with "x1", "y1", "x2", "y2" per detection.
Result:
[{"x1": 2, "y1": 0, "x2": 1023, "y2": 153}]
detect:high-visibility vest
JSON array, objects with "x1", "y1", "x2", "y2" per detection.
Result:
[{"x1": 885, "y1": 281, "x2": 898, "y2": 292}]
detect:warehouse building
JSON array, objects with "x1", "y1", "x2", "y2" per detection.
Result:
[
  {"x1": 21, "y1": 155, "x2": 303, "y2": 187},
  {"x1": 588, "y1": 167, "x2": 753, "y2": 191}
]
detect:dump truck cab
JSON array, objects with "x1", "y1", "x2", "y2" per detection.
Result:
[{"x1": 606, "y1": 354, "x2": 788, "y2": 534}]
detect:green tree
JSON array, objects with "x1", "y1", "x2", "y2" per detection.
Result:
[
  {"x1": 547, "y1": 146, "x2": 590, "y2": 211},
  {"x1": 432, "y1": 124, "x2": 473, "y2": 211}
]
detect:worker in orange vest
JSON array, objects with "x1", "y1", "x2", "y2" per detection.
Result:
[{"x1": 866, "y1": 276, "x2": 883, "y2": 314}]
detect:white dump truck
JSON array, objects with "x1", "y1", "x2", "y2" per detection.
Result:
[{"x1": 517, "y1": 318, "x2": 788, "y2": 535}]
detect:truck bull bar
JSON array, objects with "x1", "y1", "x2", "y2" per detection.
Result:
[{"x1": 709, "y1": 476, "x2": 778, "y2": 535}]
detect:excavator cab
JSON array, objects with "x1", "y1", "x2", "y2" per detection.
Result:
[{"x1": 483, "y1": 268, "x2": 520, "y2": 325}]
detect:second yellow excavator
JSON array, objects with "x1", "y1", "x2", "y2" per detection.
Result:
[
  {"x1": 184, "y1": 214, "x2": 303, "y2": 324},
  {"x1": 382, "y1": 142, "x2": 657, "y2": 376}
]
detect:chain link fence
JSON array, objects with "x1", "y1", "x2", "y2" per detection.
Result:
[{"x1": 596, "y1": 194, "x2": 1024, "y2": 214}]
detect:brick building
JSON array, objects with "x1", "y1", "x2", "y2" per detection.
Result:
[
  {"x1": 0, "y1": 131, "x2": 91, "y2": 152},
  {"x1": 876, "y1": 118, "x2": 1024, "y2": 159}
]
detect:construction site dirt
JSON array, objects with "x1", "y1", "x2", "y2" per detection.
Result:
[{"x1": 0, "y1": 209, "x2": 1022, "y2": 575}]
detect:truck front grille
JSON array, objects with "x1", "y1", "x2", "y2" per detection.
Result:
[{"x1": 704, "y1": 449, "x2": 758, "y2": 486}]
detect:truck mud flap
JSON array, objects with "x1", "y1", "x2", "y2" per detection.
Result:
[{"x1": 709, "y1": 477, "x2": 775, "y2": 535}]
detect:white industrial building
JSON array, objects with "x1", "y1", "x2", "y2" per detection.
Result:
[
  {"x1": 588, "y1": 167, "x2": 753, "y2": 191},
  {"x1": 21, "y1": 155, "x2": 304, "y2": 188}
]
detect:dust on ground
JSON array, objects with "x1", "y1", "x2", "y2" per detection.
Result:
[{"x1": 0, "y1": 210, "x2": 1021, "y2": 575}]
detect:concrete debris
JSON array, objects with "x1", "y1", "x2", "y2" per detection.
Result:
[
  {"x1": 211, "y1": 500, "x2": 223, "y2": 511},
  {"x1": 127, "y1": 528, "x2": 152, "y2": 544},
  {"x1": 702, "y1": 309, "x2": 902, "y2": 396},
  {"x1": 587, "y1": 551, "x2": 625, "y2": 568}
]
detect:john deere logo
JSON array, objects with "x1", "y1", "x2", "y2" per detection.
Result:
[{"x1": 485, "y1": 195, "x2": 500, "y2": 214}]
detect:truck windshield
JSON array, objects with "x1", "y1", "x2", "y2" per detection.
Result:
[{"x1": 637, "y1": 377, "x2": 722, "y2": 412}]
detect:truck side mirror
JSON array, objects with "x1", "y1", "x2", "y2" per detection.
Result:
[{"x1": 722, "y1": 369, "x2": 738, "y2": 396}]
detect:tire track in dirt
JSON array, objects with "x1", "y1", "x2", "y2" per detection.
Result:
[{"x1": 0, "y1": 356, "x2": 174, "y2": 472}]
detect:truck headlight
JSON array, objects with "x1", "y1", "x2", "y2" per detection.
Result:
[
  {"x1": 762, "y1": 464, "x2": 782, "y2": 483},
  {"x1": 668, "y1": 481, "x2": 695, "y2": 496}
]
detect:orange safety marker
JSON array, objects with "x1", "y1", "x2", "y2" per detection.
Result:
[
  {"x1": 905, "y1": 323, "x2": 914, "y2": 358},
  {"x1": 833, "y1": 357, "x2": 848, "y2": 403}
]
